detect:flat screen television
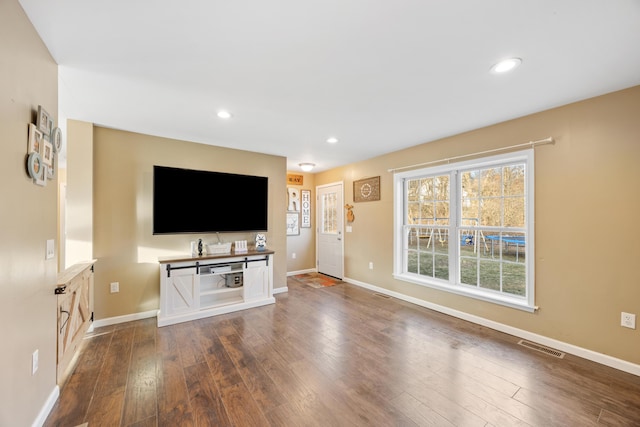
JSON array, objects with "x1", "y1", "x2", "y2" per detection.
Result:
[{"x1": 153, "y1": 165, "x2": 268, "y2": 234}]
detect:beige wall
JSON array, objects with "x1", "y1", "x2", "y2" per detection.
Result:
[
  {"x1": 316, "y1": 86, "x2": 640, "y2": 365},
  {"x1": 0, "y1": 0, "x2": 59, "y2": 425},
  {"x1": 286, "y1": 172, "x2": 316, "y2": 273},
  {"x1": 65, "y1": 119, "x2": 94, "y2": 268},
  {"x1": 92, "y1": 126, "x2": 287, "y2": 319}
]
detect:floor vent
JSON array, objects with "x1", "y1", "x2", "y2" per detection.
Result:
[
  {"x1": 518, "y1": 340, "x2": 565, "y2": 359},
  {"x1": 373, "y1": 293, "x2": 391, "y2": 299}
]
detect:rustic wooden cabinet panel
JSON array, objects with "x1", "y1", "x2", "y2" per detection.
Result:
[{"x1": 56, "y1": 261, "x2": 94, "y2": 385}]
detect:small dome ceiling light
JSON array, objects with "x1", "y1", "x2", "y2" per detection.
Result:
[
  {"x1": 299, "y1": 163, "x2": 315, "y2": 172},
  {"x1": 217, "y1": 110, "x2": 232, "y2": 119},
  {"x1": 490, "y1": 58, "x2": 522, "y2": 74},
  {"x1": 326, "y1": 137, "x2": 338, "y2": 144}
]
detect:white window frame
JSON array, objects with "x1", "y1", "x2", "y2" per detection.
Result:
[{"x1": 393, "y1": 150, "x2": 535, "y2": 312}]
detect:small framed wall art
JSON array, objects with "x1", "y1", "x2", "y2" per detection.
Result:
[
  {"x1": 28, "y1": 123, "x2": 43, "y2": 154},
  {"x1": 51, "y1": 127, "x2": 62, "y2": 153},
  {"x1": 286, "y1": 212, "x2": 300, "y2": 235},
  {"x1": 26, "y1": 105, "x2": 59, "y2": 186},
  {"x1": 301, "y1": 189, "x2": 311, "y2": 228},
  {"x1": 47, "y1": 155, "x2": 55, "y2": 179},
  {"x1": 287, "y1": 187, "x2": 300, "y2": 211},
  {"x1": 353, "y1": 176, "x2": 380, "y2": 202},
  {"x1": 287, "y1": 174, "x2": 303, "y2": 186},
  {"x1": 27, "y1": 152, "x2": 44, "y2": 182},
  {"x1": 42, "y1": 139, "x2": 53, "y2": 168},
  {"x1": 37, "y1": 105, "x2": 53, "y2": 136}
]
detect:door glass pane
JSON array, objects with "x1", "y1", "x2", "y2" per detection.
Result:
[{"x1": 322, "y1": 192, "x2": 337, "y2": 234}]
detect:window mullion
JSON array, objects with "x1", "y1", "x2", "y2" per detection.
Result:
[{"x1": 450, "y1": 170, "x2": 458, "y2": 285}]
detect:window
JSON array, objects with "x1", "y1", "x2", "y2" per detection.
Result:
[{"x1": 393, "y1": 150, "x2": 535, "y2": 311}]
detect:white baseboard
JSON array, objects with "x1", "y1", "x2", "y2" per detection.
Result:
[
  {"x1": 92, "y1": 309, "x2": 158, "y2": 328},
  {"x1": 273, "y1": 286, "x2": 289, "y2": 295},
  {"x1": 344, "y1": 276, "x2": 640, "y2": 377},
  {"x1": 287, "y1": 268, "x2": 317, "y2": 276},
  {"x1": 32, "y1": 385, "x2": 59, "y2": 427}
]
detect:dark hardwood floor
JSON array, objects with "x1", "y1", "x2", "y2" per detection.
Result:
[{"x1": 44, "y1": 276, "x2": 640, "y2": 426}]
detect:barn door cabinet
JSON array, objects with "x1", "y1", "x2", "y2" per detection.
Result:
[
  {"x1": 55, "y1": 261, "x2": 95, "y2": 385},
  {"x1": 158, "y1": 250, "x2": 275, "y2": 327}
]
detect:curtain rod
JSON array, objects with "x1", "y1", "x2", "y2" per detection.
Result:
[{"x1": 387, "y1": 136, "x2": 555, "y2": 173}]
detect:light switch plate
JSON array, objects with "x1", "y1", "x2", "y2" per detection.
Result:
[{"x1": 46, "y1": 239, "x2": 54, "y2": 260}]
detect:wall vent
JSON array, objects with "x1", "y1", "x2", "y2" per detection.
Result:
[{"x1": 518, "y1": 340, "x2": 565, "y2": 359}]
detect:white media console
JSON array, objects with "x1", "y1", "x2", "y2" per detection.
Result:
[{"x1": 157, "y1": 250, "x2": 275, "y2": 327}]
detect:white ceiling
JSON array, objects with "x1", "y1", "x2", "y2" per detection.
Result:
[{"x1": 19, "y1": 0, "x2": 640, "y2": 172}]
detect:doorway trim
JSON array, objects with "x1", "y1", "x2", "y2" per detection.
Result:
[{"x1": 315, "y1": 181, "x2": 344, "y2": 279}]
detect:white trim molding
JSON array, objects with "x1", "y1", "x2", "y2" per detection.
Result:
[
  {"x1": 273, "y1": 286, "x2": 289, "y2": 295},
  {"x1": 287, "y1": 268, "x2": 317, "y2": 276},
  {"x1": 92, "y1": 309, "x2": 158, "y2": 328},
  {"x1": 32, "y1": 385, "x2": 59, "y2": 427},
  {"x1": 344, "y1": 276, "x2": 640, "y2": 377}
]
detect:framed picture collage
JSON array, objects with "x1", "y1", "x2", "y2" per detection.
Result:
[{"x1": 26, "y1": 105, "x2": 62, "y2": 186}]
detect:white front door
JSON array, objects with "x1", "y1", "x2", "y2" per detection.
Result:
[{"x1": 316, "y1": 182, "x2": 344, "y2": 279}]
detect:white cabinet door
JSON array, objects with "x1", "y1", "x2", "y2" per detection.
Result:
[
  {"x1": 162, "y1": 266, "x2": 198, "y2": 315},
  {"x1": 243, "y1": 260, "x2": 269, "y2": 301}
]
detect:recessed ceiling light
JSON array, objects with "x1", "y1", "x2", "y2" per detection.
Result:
[
  {"x1": 491, "y1": 58, "x2": 522, "y2": 74},
  {"x1": 217, "y1": 110, "x2": 232, "y2": 119},
  {"x1": 327, "y1": 137, "x2": 338, "y2": 144},
  {"x1": 299, "y1": 163, "x2": 315, "y2": 172}
]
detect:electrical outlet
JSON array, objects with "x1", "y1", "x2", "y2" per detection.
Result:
[
  {"x1": 110, "y1": 282, "x2": 119, "y2": 293},
  {"x1": 46, "y1": 239, "x2": 54, "y2": 260},
  {"x1": 32, "y1": 349, "x2": 38, "y2": 375},
  {"x1": 369, "y1": 262, "x2": 373, "y2": 270},
  {"x1": 292, "y1": 252, "x2": 296, "y2": 259},
  {"x1": 621, "y1": 312, "x2": 636, "y2": 329}
]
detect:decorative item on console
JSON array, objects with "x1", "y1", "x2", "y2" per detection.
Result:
[
  {"x1": 255, "y1": 234, "x2": 267, "y2": 251},
  {"x1": 234, "y1": 240, "x2": 248, "y2": 253},
  {"x1": 207, "y1": 232, "x2": 232, "y2": 254},
  {"x1": 206, "y1": 242, "x2": 232, "y2": 255}
]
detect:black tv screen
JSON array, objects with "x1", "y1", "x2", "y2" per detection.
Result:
[{"x1": 153, "y1": 165, "x2": 268, "y2": 234}]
